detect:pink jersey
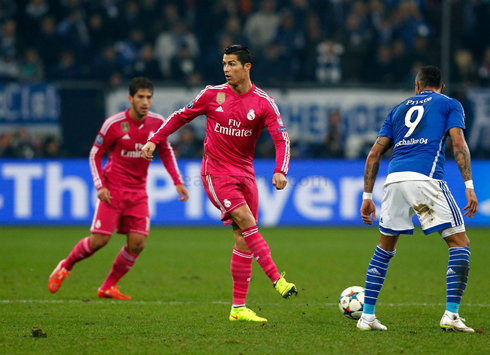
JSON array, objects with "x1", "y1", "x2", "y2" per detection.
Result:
[
  {"x1": 149, "y1": 83, "x2": 290, "y2": 178},
  {"x1": 90, "y1": 109, "x2": 183, "y2": 191}
]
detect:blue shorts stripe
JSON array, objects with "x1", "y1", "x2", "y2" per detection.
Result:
[
  {"x1": 439, "y1": 181, "x2": 462, "y2": 225},
  {"x1": 439, "y1": 181, "x2": 456, "y2": 223},
  {"x1": 446, "y1": 186, "x2": 463, "y2": 225},
  {"x1": 380, "y1": 226, "x2": 414, "y2": 235},
  {"x1": 439, "y1": 182, "x2": 457, "y2": 224}
]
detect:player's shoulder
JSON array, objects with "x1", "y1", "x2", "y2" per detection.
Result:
[
  {"x1": 252, "y1": 86, "x2": 281, "y2": 116},
  {"x1": 436, "y1": 93, "x2": 462, "y2": 107},
  {"x1": 252, "y1": 85, "x2": 273, "y2": 99},
  {"x1": 100, "y1": 111, "x2": 127, "y2": 135},
  {"x1": 205, "y1": 83, "x2": 228, "y2": 90},
  {"x1": 435, "y1": 92, "x2": 453, "y2": 101},
  {"x1": 428, "y1": 93, "x2": 463, "y2": 114},
  {"x1": 195, "y1": 83, "x2": 227, "y2": 101},
  {"x1": 146, "y1": 111, "x2": 165, "y2": 122}
]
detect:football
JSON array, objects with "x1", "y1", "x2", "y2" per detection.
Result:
[{"x1": 338, "y1": 286, "x2": 365, "y2": 320}]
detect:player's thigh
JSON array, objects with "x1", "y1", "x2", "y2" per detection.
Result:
[
  {"x1": 90, "y1": 195, "x2": 122, "y2": 236},
  {"x1": 118, "y1": 191, "x2": 150, "y2": 236},
  {"x1": 404, "y1": 180, "x2": 464, "y2": 236},
  {"x1": 201, "y1": 175, "x2": 248, "y2": 225},
  {"x1": 241, "y1": 177, "x2": 259, "y2": 223},
  {"x1": 379, "y1": 183, "x2": 415, "y2": 235}
]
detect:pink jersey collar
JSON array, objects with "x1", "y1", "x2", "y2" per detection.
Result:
[
  {"x1": 226, "y1": 83, "x2": 256, "y2": 98},
  {"x1": 125, "y1": 109, "x2": 145, "y2": 126}
]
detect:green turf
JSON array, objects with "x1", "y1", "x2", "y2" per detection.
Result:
[{"x1": 0, "y1": 226, "x2": 489, "y2": 354}]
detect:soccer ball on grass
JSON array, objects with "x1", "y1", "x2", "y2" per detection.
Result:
[{"x1": 338, "y1": 286, "x2": 364, "y2": 320}]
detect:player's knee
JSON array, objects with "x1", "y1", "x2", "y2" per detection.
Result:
[
  {"x1": 128, "y1": 240, "x2": 146, "y2": 254},
  {"x1": 444, "y1": 231, "x2": 470, "y2": 248},
  {"x1": 233, "y1": 212, "x2": 255, "y2": 229},
  {"x1": 90, "y1": 234, "x2": 110, "y2": 251},
  {"x1": 235, "y1": 240, "x2": 249, "y2": 251}
]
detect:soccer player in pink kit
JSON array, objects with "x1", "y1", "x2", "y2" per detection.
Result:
[
  {"x1": 48, "y1": 77, "x2": 188, "y2": 300},
  {"x1": 142, "y1": 45, "x2": 297, "y2": 322}
]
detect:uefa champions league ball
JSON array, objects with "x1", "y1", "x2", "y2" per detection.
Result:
[{"x1": 339, "y1": 286, "x2": 365, "y2": 320}]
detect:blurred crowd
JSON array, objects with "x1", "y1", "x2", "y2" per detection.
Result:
[
  {"x1": 2, "y1": 0, "x2": 490, "y2": 159},
  {"x1": 1, "y1": 0, "x2": 490, "y2": 87},
  {"x1": 0, "y1": 129, "x2": 64, "y2": 158}
]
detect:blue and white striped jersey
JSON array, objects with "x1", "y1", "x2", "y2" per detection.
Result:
[{"x1": 379, "y1": 90, "x2": 465, "y2": 180}]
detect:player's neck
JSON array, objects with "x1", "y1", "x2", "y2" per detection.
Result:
[
  {"x1": 128, "y1": 108, "x2": 146, "y2": 123},
  {"x1": 417, "y1": 86, "x2": 439, "y2": 95},
  {"x1": 229, "y1": 80, "x2": 253, "y2": 95}
]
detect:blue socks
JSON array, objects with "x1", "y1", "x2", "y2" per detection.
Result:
[
  {"x1": 362, "y1": 246, "x2": 470, "y2": 316},
  {"x1": 363, "y1": 246, "x2": 396, "y2": 315},
  {"x1": 446, "y1": 247, "x2": 470, "y2": 314}
]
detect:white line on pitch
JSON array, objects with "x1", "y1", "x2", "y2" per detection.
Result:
[{"x1": 1, "y1": 300, "x2": 489, "y2": 307}]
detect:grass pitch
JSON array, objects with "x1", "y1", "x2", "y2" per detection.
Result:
[{"x1": 0, "y1": 226, "x2": 489, "y2": 354}]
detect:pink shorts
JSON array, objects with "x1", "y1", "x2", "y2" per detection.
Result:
[
  {"x1": 90, "y1": 188, "x2": 150, "y2": 236},
  {"x1": 201, "y1": 175, "x2": 259, "y2": 226}
]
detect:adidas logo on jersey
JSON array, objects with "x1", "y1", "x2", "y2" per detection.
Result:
[
  {"x1": 367, "y1": 268, "x2": 381, "y2": 275},
  {"x1": 122, "y1": 134, "x2": 131, "y2": 140},
  {"x1": 216, "y1": 106, "x2": 224, "y2": 112},
  {"x1": 446, "y1": 268, "x2": 456, "y2": 275}
]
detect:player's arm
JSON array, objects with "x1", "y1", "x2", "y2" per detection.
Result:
[
  {"x1": 360, "y1": 136, "x2": 392, "y2": 225},
  {"x1": 142, "y1": 88, "x2": 210, "y2": 161},
  {"x1": 89, "y1": 129, "x2": 114, "y2": 203},
  {"x1": 449, "y1": 127, "x2": 477, "y2": 218},
  {"x1": 156, "y1": 138, "x2": 189, "y2": 202},
  {"x1": 265, "y1": 109, "x2": 290, "y2": 190}
]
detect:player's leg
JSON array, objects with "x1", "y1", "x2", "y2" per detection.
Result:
[
  {"x1": 357, "y1": 232, "x2": 398, "y2": 331},
  {"x1": 358, "y1": 182, "x2": 410, "y2": 331},
  {"x1": 48, "y1": 233, "x2": 111, "y2": 293},
  {"x1": 231, "y1": 222, "x2": 253, "y2": 307},
  {"x1": 98, "y1": 232, "x2": 145, "y2": 300},
  {"x1": 201, "y1": 174, "x2": 265, "y2": 320},
  {"x1": 439, "y1": 230, "x2": 473, "y2": 332},
  {"x1": 98, "y1": 192, "x2": 149, "y2": 300},
  {"x1": 231, "y1": 204, "x2": 280, "y2": 282},
  {"x1": 48, "y1": 196, "x2": 120, "y2": 293},
  {"x1": 66, "y1": 232, "x2": 111, "y2": 270},
  {"x1": 228, "y1": 223, "x2": 267, "y2": 322},
  {"x1": 411, "y1": 180, "x2": 473, "y2": 331},
  {"x1": 230, "y1": 204, "x2": 297, "y2": 299}
]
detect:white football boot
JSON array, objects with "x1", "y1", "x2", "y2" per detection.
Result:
[
  {"x1": 440, "y1": 312, "x2": 474, "y2": 332},
  {"x1": 357, "y1": 316, "x2": 388, "y2": 331}
]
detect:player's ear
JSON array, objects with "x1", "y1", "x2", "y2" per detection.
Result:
[
  {"x1": 244, "y1": 62, "x2": 252, "y2": 72},
  {"x1": 439, "y1": 83, "x2": 445, "y2": 94}
]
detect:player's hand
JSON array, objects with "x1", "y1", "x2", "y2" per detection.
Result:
[
  {"x1": 463, "y1": 188, "x2": 478, "y2": 218},
  {"x1": 360, "y1": 199, "x2": 376, "y2": 225},
  {"x1": 175, "y1": 184, "x2": 189, "y2": 202},
  {"x1": 97, "y1": 187, "x2": 112, "y2": 204},
  {"x1": 272, "y1": 173, "x2": 287, "y2": 190},
  {"x1": 141, "y1": 142, "x2": 156, "y2": 161}
]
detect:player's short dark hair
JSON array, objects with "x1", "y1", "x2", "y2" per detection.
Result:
[
  {"x1": 129, "y1": 77, "x2": 153, "y2": 96},
  {"x1": 222, "y1": 44, "x2": 252, "y2": 65},
  {"x1": 416, "y1": 66, "x2": 442, "y2": 89}
]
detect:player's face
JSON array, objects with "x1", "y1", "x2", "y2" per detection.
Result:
[
  {"x1": 129, "y1": 89, "x2": 153, "y2": 117},
  {"x1": 223, "y1": 54, "x2": 250, "y2": 85}
]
